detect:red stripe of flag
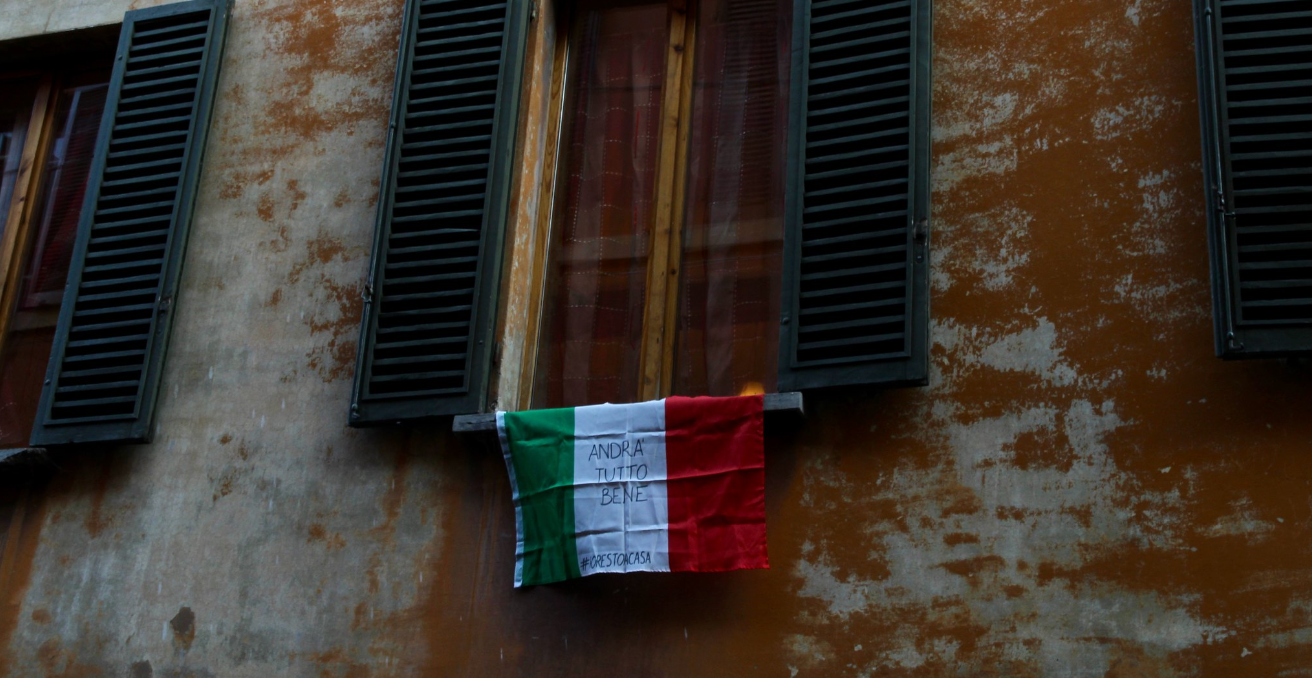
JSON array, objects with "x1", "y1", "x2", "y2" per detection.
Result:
[{"x1": 665, "y1": 395, "x2": 769, "y2": 572}]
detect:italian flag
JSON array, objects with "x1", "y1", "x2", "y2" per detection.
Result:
[{"x1": 497, "y1": 395, "x2": 768, "y2": 587}]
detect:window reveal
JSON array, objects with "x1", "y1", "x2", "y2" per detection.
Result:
[
  {"x1": 0, "y1": 73, "x2": 110, "y2": 448},
  {"x1": 533, "y1": 0, "x2": 794, "y2": 408},
  {"x1": 355, "y1": 0, "x2": 933, "y2": 422}
]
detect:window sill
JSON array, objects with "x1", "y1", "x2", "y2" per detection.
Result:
[
  {"x1": 452, "y1": 392, "x2": 805, "y2": 434},
  {"x1": 0, "y1": 447, "x2": 49, "y2": 465}
]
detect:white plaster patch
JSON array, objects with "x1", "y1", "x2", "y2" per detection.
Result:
[
  {"x1": 933, "y1": 205, "x2": 1034, "y2": 293},
  {"x1": 1205, "y1": 498, "x2": 1276, "y2": 540},
  {"x1": 933, "y1": 139, "x2": 1019, "y2": 194},
  {"x1": 790, "y1": 386, "x2": 1225, "y2": 677},
  {"x1": 1091, "y1": 96, "x2": 1168, "y2": 141},
  {"x1": 785, "y1": 633, "x2": 835, "y2": 669},
  {"x1": 793, "y1": 557, "x2": 876, "y2": 619},
  {"x1": 979, "y1": 320, "x2": 1078, "y2": 387},
  {"x1": 935, "y1": 317, "x2": 1081, "y2": 388},
  {"x1": 934, "y1": 93, "x2": 1020, "y2": 144}
]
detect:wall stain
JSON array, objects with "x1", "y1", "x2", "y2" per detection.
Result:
[
  {"x1": 169, "y1": 607, "x2": 195, "y2": 651},
  {"x1": 939, "y1": 554, "x2": 1006, "y2": 580},
  {"x1": 283, "y1": 234, "x2": 368, "y2": 383},
  {"x1": 942, "y1": 532, "x2": 979, "y2": 546},
  {"x1": 303, "y1": 648, "x2": 370, "y2": 678},
  {"x1": 0, "y1": 472, "x2": 48, "y2": 678},
  {"x1": 35, "y1": 637, "x2": 98, "y2": 678},
  {"x1": 7, "y1": 0, "x2": 1312, "y2": 675},
  {"x1": 82, "y1": 457, "x2": 116, "y2": 539},
  {"x1": 307, "y1": 523, "x2": 346, "y2": 551},
  {"x1": 302, "y1": 277, "x2": 364, "y2": 383},
  {"x1": 255, "y1": 194, "x2": 275, "y2": 223}
]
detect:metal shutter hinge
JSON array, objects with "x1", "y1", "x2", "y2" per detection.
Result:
[
  {"x1": 1227, "y1": 332, "x2": 1245, "y2": 352},
  {"x1": 530, "y1": 0, "x2": 538, "y2": 21},
  {"x1": 914, "y1": 219, "x2": 928, "y2": 262},
  {"x1": 157, "y1": 295, "x2": 173, "y2": 313},
  {"x1": 363, "y1": 283, "x2": 374, "y2": 304},
  {"x1": 1213, "y1": 187, "x2": 1234, "y2": 220}
]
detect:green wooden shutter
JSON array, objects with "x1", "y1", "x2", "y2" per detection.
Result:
[
  {"x1": 778, "y1": 0, "x2": 932, "y2": 391},
  {"x1": 30, "y1": 0, "x2": 231, "y2": 446},
  {"x1": 1195, "y1": 0, "x2": 1312, "y2": 358},
  {"x1": 349, "y1": 0, "x2": 530, "y2": 425}
]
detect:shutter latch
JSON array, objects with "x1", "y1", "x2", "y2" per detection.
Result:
[
  {"x1": 1214, "y1": 187, "x2": 1234, "y2": 221},
  {"x1": 913, "y1": 219, "x2": 928, "y2": 262},
  {"x1": 913, "y1": 219, "x2": 928, "y2": 243}
]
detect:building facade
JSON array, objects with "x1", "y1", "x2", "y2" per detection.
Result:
[{"x1": 0, "y1": 0, "x2": 1309, "y2": 676}]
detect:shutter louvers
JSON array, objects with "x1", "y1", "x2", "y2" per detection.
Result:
[
  {"x1": 778, "y1": 0, "x2": 932, "y2": 391},
  {"x1": 30, "y1": 0, "x2": 231, "y2": 446},
  {"x1": 1196, "y1": 0, "x2": 1312, "y2": 357},
  {"x1": 350, "y1": 0, "x2": 529, "y2": 425}
]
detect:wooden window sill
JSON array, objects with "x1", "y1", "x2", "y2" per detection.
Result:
[{"x1": 452, "y1": 392, "x2": 804, "y2": 434}]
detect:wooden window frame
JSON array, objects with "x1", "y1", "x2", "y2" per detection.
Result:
[
  {"x1": 0, "y1": 24, "x2": 123, "y2": 450},
  {"x1": 496, "y1": 0, "x2": 935, "y2": 411},
  {"x1": 0, "y1": 26, "x2": 123, "y2": 389},
  {"x1": 495, "y1": 0, "x2": 714, "y2": 411},
  {"x1": 0, "y1": 73, "x2": 60, "y2": 371}
]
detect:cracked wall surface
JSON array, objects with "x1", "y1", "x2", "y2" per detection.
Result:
[{"x1": 2, "y1": 0, "x2": 1312, "y2": 676}]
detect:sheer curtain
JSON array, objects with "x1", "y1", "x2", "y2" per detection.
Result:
[
  {"x1": 674, "y1": 0, "x2": 792, "y2": 397},
  {"x1": 534, "y1": 2, "x2": 670, "y2": 408}
]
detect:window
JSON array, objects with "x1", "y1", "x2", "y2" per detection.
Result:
[
  {"x1": 351, "y1": 0, "x2": 932, "y2": 424},
  {"x1": 530, "y1": 0, "x2": 793, "y2": 409},
  {"x1": 0, "y1": 0, "x2": 231, "y2": 448},
  {"x1": 0, "y1": 71, "x2": 111, "y2": 449},
  {"x1": 1194, "y1": 0, "x2": 1312, "y2": 357}
]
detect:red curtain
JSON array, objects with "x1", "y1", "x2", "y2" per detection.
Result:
[
  {"x1": 22, "y1": 82, "x2": 108, "y2": 308},
  {"x1": 674, "y1": 0, "x2": 793, "y2": 397},
  {"x1": 534, "y1": 2, "x2": 670, "y2": 408}
]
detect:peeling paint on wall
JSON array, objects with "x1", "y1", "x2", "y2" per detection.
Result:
[{"x1": 2, "y1": 0, "x2": 1312, "y2": 676}]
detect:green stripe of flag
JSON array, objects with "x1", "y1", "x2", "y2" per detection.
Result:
[{"x1": 503, "y1": 407, "x2": 581, "y2": 585}]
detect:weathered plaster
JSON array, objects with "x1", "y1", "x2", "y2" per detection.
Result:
[
  {"x1": 0, "y1": 0, "x2": 173, "y2": 42},
  {"x1": 2, "y1": 0, "x2": 1312, "y2": 676}
]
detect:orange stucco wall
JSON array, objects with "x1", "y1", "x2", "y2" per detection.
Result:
[{"x1": 2, "y1": 0, "x2": 1310, "y2": 676}]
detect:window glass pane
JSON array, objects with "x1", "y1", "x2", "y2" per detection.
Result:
[
  {"x1": 0, "y1": 78, "x2": 40, "y2": 235},
  {"x1": 673, "y1": 0, "x2": 792, "y2": 397},
  {"x1": 533, "y1": 1, "x2": 669, "y2": 408},
  {"x1": 0, "y1": 71, "x2": 109, "y2": 448}
]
